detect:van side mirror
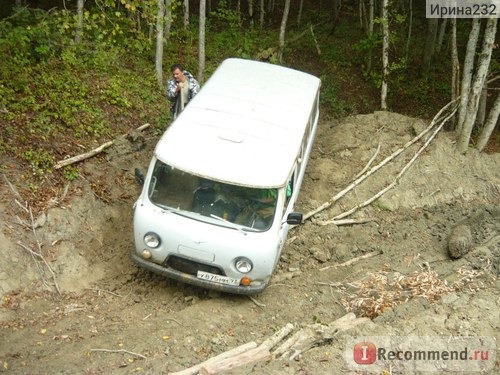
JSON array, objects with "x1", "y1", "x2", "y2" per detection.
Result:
[
  {"x1": 286, "y1": 212, "x2": 303, "y2": 225},
  {"x1": 134, "y1": 168, "x2": 145, "y2": 186}
]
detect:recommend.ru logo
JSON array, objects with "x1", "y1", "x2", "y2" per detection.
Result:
[{"x1": 346, "y1": 336, "x2": 496, "y2": 373}]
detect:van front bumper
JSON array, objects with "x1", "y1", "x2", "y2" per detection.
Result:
[{"x1": 130, "y1": 250, "x2": 268, "y2": 295}]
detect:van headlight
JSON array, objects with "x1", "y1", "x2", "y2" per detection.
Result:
[
  {"x1": 235, "y1": 257, "x2": 253, "y2": 273},
  {"x1": 144, "y1": 232, "x2": 161, "y2": 248}
]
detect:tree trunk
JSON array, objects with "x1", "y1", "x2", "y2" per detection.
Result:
[
  {"x1": 475, "y1": 82, "x2": 487, "y2": 127},
  {"x1": 422, "y1": 18, "x2": 438, "y2": 75},
  {"x1": 476, "y1": 92, "x2": 500, "y2": 152},
  {"x1": 183, "y1": 0, "x2": 189, "y2": 29},
  {"x1": 297, "y1": 0, "x2": 304, "y2": 27},
  {"x1": 248, "y1": 0, "x2": 254, "y2": 27},
  {"x1": 75, "y1": 0, "x2": 84, "y2": 44},
  {"x1": 451, "y1": 18, "x2": 460, "y2": 106},
  {"x1": 380, "y1": 0, "x2": 389, "y2": 110},
  {"x1": 198, "y1": 0, "x2": 206, "y2": 83},
  {"x1": 278, "y1": 0, "x2": 291, "y2": 63},
  {"x1": 332, "y1": 0, "x2": 340, "y2": 26},
  {"x1": 404, "y1": 0, "x2": 412, "y2": 66},
  {"x1": 458, "y1": 18, "x2": 497, "y2": 153},
  {"x1": 260, "y1": 0, "x2": 265, "y2": 29},
  {"x1": 457, "y1": 18, "x2": 481, "y2": 133},
  {"x1": 366, "y1": 0, "x2": 374, "y2": 73},
  {"x1": 165, "y1": 0, "x2": 172, "y2": 42},
  {"x1": 155, "y1": 0, "x2": 165, "y2": 88},
  {"x1": 435, "y1": 18, "x2": 448, "y2": 54}
]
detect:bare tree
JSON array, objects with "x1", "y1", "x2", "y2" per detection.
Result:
[
  {"x1": 297, "y1": 0, "x2": 304, "y2": 27},
  {"x1": 165, "y1": 0, "x2": 172, "y2": 42},
  {"x1": 367, "y1": 0, "x2": 374, "y2": 73},
  {"x1": 476, "y1": 92, "x2": 500, "y2": 152},
  {"x1": 198, "y1": 0, "x2": 206, "y2": 83},
  {"x1": 435, "y1": 18, "x2": 447, "y2": 54},
  {"x1": 404, "y1": 0, "x2": 412, "y2": 65},
  {"x1": 248, "y1": 0, "x2": 254, "y2": 27},
  {"x1": 75, "y1": 0, "x2": 84, "y2": 44},
  {"x1": 260, "y1": 0, "x2": 265, "y2": 29},
  {"x1": 422, "y1": 18, "x2": 438, "y2": 74},
  {"x1": 183, "y1": 0, "x2": 189, "y2": 29},
  {"x1": 155, "y1": 0, "x2": 165, "y2": 88},
  {"x1": 475, "y1": 82, "x2": 487, "y2": 127},
  {"x1": 458, "y1": 18, "x2": 497, "y2": 153},
  {"x1": 457, "y1": 19, "x2": 481, "y2": 133},
  {"x1": 451, "y1": 18, "x2": 460, "y2": 103},
  {"x1": 278, "y1": 0, "x2": 291, "y2": 63},
  {"x1": 381, "y1": 0, "x2": 389, "y2": 110}
]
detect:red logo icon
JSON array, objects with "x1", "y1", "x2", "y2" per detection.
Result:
[{"x1": 353, "y1": 342, "x2": 377, "y2": 364}]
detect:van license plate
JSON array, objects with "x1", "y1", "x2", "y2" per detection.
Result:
[{"x1": 197, "y1": 271, "x2": 240, "y2": 286}]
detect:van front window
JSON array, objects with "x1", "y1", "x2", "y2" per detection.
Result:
[{"x1": 148, "y1": 160, "x2": 277, "y2": 231}]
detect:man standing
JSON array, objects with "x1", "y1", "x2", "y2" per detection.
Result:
[{"x1": 166, "y1": 63, "x2": 200, "y2": 120}]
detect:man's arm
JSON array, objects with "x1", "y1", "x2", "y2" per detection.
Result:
[{"x1": 166, "y1": 79, "x2": 178, "y2": 102}]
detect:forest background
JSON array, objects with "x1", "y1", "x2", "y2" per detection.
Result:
[{"x1": 0, "y1": 0, "x2": 498, "y2": 211}]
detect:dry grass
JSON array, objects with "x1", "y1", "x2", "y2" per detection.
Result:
[{"x1": 330, "y1": 264, "x2": 486, "y2": 319}]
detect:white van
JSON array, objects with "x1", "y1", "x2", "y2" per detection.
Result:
[{"x1": 132, "y1": 58, "x2": 320, "y2": 294}]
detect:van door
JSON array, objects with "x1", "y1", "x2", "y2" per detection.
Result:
[{"x1": 276, "y1": 170, "x2": 298, "y2": 259}]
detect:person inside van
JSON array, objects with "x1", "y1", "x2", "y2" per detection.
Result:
[{"x1": 166, "y1": 63, "x2": 200, "y2": 120}]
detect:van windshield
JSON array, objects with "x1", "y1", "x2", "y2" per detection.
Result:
[{"x1": 148, "y1": 160, "x2": 277, "y2": 231}]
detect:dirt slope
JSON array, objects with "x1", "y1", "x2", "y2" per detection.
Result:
[{"x1": 0, "y1": 112, "x2": 499, "y2": 374}]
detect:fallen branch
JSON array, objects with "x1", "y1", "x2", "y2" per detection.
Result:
[
  {"x1": 310, "y1": 25, "x2": 321, "y2": 56},
  {"x1": 200, "y1": 346, "x2": 271, "y2": 375},
  {"x1": 168, "y1": 342, "x2": 258, "y2": 375},
  {"x1": 303, "y1": 99, "x2": 459, "y2": 221},
  {"x1": 54, "y1": 123, "x2": 151, "y2": 169},
  {"x1": 90, "y1": 348, "x2": 146, "y2": 360},
  {"x1": 199, "y1": 324, "x2": 294, "y2": 375},
  {"x1": 3, "y1": 174, "x2": 23, "y2": 202},
  {"x1": 328, "y1": 104, "x2": 458, "y2": 223},
  {"x1": 354, "y1": 143, "x2": 380, "y2": 179},
  {"x1": 319, "y1": 250, "x2": 383, "y2": 272},
  {"x1": 316, "y1": 217, "x2": 376, "y2": 226},
  {"x1": 273, "y1": 313, "x2": 370, "y2": 361},
  {"x1": 248, "y1": 295, "x2": 266, "y2": 308},
  {"x1": 18, "y1": 241, "x2": 60, "y2": 294}
]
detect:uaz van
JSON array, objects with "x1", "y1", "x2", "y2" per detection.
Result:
[{"x1": 131, "y1": 58, "x2": 320, "y2": 294}]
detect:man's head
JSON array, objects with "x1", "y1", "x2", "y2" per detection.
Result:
[{"x1": 171, "y1": 64, "x2": 185, "y2": 83}]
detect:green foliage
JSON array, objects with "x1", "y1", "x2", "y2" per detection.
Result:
[
  {"x1": 23, "y1": 148, "x2": 55, "y2": 178},
  {"x1": 209, "y1": 0, "x2": 242, "y2": 30},
  {"x1": 101, "y1": 77, "x2": 132, "y2": 108},
  {"x1": 63, "y1": 166, "x2": 80, "y2": 181},
  {"x1": 319, "y1": 74, "x2": 352, "y2": 119}
]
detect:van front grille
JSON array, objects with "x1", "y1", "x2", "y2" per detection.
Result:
[{"x1": 165, "y1": 255, "x2": 225, "y2": 277}]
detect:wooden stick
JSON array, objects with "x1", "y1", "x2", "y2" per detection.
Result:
[
  {"x1": 248, "y1": 295, "x2": 266, "y2": 308},
  {"x1": 168, "y1": 341, "x2": 258, "y2": 375},
  {"x1": 17, "y1": 241, "x2": 61, "y2": 294},
  {"x1": 273, "y1": 313, "x2": 370, "y2": 361},
  {"x1": 354, "y1": 143, "x2": 380, "y2": 179},
  {"x1": 316, "y1": 217, "x2": 376, "y2": 226},
  {"x1": 54, "y1": 140, "x2": 114, "y2": 169},
  {"x1": 54, "y1": 123, "x2": 151, "y2": 169},
  {"x1": 319, "y1": 250, "x2": 383, "y2": 271},
  {"x1": 200, "y1": 346, "x2": 271, "y2": 375},
  {"x1": 90, "y1": 348, "x2": 146, "y2": 359},
  {"x1": 260, "y1": 323, "x2": 294, "y2": 351}
]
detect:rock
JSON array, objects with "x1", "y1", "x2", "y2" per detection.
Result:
[
  {"x1": 310, "y1": 246, "x2": 331, "y2": 263},
  {"x1": 448, "y1": 224, "x2": 473, "y2": 259}
]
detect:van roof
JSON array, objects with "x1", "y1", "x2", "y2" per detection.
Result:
[{"x1": 155, "y1": 58, "x2": 321, "y2": 188}]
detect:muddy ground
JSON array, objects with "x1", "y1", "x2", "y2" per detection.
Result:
[{"x1": 0, "y1": 112, "x2": 499, "y2": 374}]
